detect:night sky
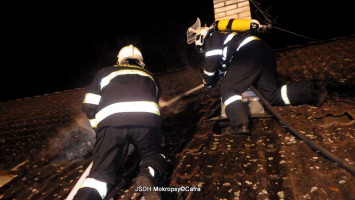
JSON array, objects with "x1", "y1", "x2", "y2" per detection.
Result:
[{"x1": 2, "y1": 1, "x2": 352, "y2": 102}]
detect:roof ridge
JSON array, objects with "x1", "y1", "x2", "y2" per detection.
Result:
[
  {"x1": 0, "y1": 87, "x2": 85, "y2": 104},
  {"x1": 274, "y1": 34, "x2": 355, "y2": 52}
]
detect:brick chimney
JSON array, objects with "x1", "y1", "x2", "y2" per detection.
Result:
[{"x1": 213, "y1": 0, "x2": 251, "y2": 20}]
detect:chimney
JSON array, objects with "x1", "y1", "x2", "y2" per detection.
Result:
[{"x1": 213, "y1": 0, "x2": 251, "y2": 21}]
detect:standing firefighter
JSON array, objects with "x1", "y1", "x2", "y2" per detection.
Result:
[
  {"x1": 187, "y1": 18, "x2": 327, "y2": 134},
  {"x1": 74, "y1": 45, "x2": 166, "y2": 200}
]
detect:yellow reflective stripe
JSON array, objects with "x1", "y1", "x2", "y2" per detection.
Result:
[
  {"x1": 223, "y1": 32, "x2": 237, "y2": 45},
  {"x1": 236, "y1": 36, "x2": 260, "y2": 51},
  {"x1": 93, "y1": 101, "x2": 160, "y2": 127},
  {"x1": 100, "y1": 69, "x2": 155, "y2": 90},
  {"x1": 88, "y1": 119, "x2": 97, "y2": 129},
  {"x1": 281, "y1": 84, "x2": 290, "y2": 105},
  {"x1": 81, "y1": 178, "x2": 107, "y2": 199},
  {"x1": 160, "y1": 154, "x2": 166, "y2": 159},
  {"x1": 224, "y1": 95, "x2": 242, "y2": 106},
  {"x1": 83, "y1": 93, "x2": 101, "y2": 105},
  {"x1": 202, "y1": 79, "x2": 207, "y2": 85},
  {"x1": 115, "y1": 64, "x2": 143, "y2": 69}
]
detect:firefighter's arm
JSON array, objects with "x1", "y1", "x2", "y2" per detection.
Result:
[
  {"x1": 82, "y1": 93, "x2": 100, "y2": 129},
  {"x1": 202, "y1": 69, "x2": 218, "y2": 88},
  {"x1": 202, "y1": 34, "x2": 221, "y2": 88},
  {"x1": 202, "y1": 52, "x2": 221, "y2": 88},
  {"x1": 153, "y1": 76, "x2": 167, "y2": 108},
  {"x1": 82, "y1": 73, "x2": 102, "y2": 129}
]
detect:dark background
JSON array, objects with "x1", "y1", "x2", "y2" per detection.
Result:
[{"x1": 1, "y1": 1, "x2": 353, "y2": 102}]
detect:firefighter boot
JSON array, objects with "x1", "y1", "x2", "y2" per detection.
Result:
[
  {"x1": 74, "y1": 187, "x2": 102, "y2": 200},
  {"x1": 232, "y1": 122, "x2": 251, "y2": 135},
  {"x1": 135, "y1": 167, "x2": 162, "y2": 200},
  {"x1": 225, "y1": 100, "x2": 251, "y2": 135},
  {"x1": 311, "y1": 80, "x2": 327, "y2": 107}
]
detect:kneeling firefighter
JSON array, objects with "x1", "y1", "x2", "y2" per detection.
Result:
[
  {"x1": 187, "y1": 18, "x2": 327, "y2": 134},
  {"x1": 74, "y1": 45, "x2": 166, "y2": 200}
]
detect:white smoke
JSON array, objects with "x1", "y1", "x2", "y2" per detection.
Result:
[{"x1": 42, "y1": 112, "x2": 96, "y2": 163}]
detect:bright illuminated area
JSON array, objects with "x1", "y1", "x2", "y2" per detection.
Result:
[{"x1": 1, "y1": 1, "x2": 353, "y2": 200}]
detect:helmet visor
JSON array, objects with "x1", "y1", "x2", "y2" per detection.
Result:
[{"x1": 186, "y1": 18, "x2": 201, "y2": 44}]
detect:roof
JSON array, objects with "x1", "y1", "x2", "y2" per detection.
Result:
[{"x1": 0, "y1": 36, "x2": 354, "y2": 200}]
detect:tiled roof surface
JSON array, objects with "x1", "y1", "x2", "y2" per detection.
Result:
[{"x1": 0, "y1": 36, "x2": 354, "y2": 200}]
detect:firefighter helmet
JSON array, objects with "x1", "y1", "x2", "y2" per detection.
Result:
[
  {"x1": 117, "y1": 45, "x2": 145, "y2": 67},
  {"x1": 195, "y1": 27, "x2": 210, "y2": 46},
  {"x1": 186, "y1": 18, "x2": 211, "y2": 47}
]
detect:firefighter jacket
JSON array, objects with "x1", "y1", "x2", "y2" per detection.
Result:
[
  {"x1": 82, "y1": 64, "x2": 162, "y2": 130},
  {"x1": 202, "y1": 30, "x2": 260, "y2": 85}
]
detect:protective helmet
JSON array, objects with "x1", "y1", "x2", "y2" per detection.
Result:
[
  {"x1": 195, "y1": 27, "x2": 210, "y2": 46},
  {"x1": 117, "y1": 44, "x2": 145, "y2": 67},
  {"x1": 186, "y1": 18, "x2": 211, "y2": 47}
]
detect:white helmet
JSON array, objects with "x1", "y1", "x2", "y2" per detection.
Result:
[
  {"x1": 117, "y1": 44, "x2": 145, "y2": 67},
  {"x1": 195, "y1": 27, "x2": 210, "y2": 46},
  {"x1": 186, "y1": 18, "x2": 211, "y2": 47}
]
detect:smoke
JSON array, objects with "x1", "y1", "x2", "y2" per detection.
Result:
[{"x1": 41, "y1": 113, "x2": 96, "y2": 164}]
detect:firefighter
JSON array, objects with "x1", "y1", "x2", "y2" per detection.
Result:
[
  {"x1": 187, "y1": 18, "x2": 327, "y2": 134},
  {"x1": 74, "y1": 45, "x2": 166, "y2": 200}
]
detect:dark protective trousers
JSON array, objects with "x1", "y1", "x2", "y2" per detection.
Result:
[
  {"x1": 220, "y1": 40, "x2": 315, "y2": 127},
  {"x1": 88, "y1": 126, "x2": 166, "y2": 185}
]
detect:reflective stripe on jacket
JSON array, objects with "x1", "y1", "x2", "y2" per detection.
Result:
[
  {"x1": 83, "y1": 64, "x2": 162, "y2": 129},
  {"x1": 203, "y1": 31, "x2": 260, "y2": 85}
]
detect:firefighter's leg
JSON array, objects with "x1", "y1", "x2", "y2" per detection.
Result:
[
  {"x1": 220, "y1": 49, "x2": 264, "y2": 133},
  {"x1": 220, "y1": 81, "x2": 253, "y2": 134},
  {"x1": 311, "y1": 80, "x2": 327, "y2": 107},
  {"x1": 224, "y1": 97, "x2": 251, "y2": 134},
  {"x1": 252, "y1": 41, "x2": 327, "y2": 107},
  {"x1": 74, "y1": 186, "x2": 103, "y2": 200},
  {"x1": 253, "y1": 67, "x2": 282, "y2": 105},
  {"x1": 272, "y1": 81, "x2": 327, "y2": 107},
  {"x1": 74, "y1": 127, "x2": 129, "y2": 200},
  {"x1": 241, "y1": 39, "x2": 286, "y2": 106},
  {"x1": 130, "y1": 127, "x2": 165, "y2": 200},
  {"x1": 130, "y1": 127, "x2": 166, "y2": 185}
]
